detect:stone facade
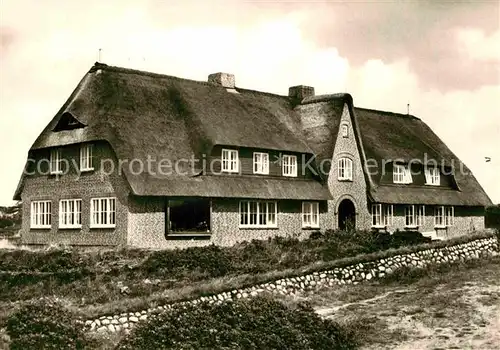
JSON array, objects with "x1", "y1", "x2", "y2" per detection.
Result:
[
  {"x1": 83, "y1": 235, "x2": 499, "y2": 334},
  {"x1": 385, "y1": 205, "x2": 485, "y2": 239},
  {"x1": 126, "y1": 198, "x2": 328, "y2": 249},
  {"x1": 327, "y1": 103, "x2": 371, "y2": 230}
]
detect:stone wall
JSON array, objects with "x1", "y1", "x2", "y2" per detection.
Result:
[{"x1": 83, "y1": 235, "x2": 498, "y2": 334}]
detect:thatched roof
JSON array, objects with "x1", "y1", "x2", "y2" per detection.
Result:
[
  {"x1": 138, "y1": 175, "x2": 331, "y2": 200},
  {"x1": 13, "y1": 63, "x2": 492, "y2": 207},
  {"x1": 14, "y1": 63, "x2": 325, "y2": 201},
  {"x1": 353, "y1": 108, "x2": 492, "y2": 206}
]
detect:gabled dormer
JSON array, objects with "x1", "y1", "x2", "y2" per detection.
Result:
[{"x1": 53, "y1": 112, "x2": 86, "y2": 132}]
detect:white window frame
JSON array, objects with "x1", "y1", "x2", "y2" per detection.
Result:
[
  {"x1": 393, "y1": 164, "x2": 412, "y2": 184},
  {"x1": 405, "y1": 205, "x2": 417, "y2": 228},
  {"x1": 50, "y1": 149, "x2": 63, "y2": 175},
  {"x1": 434, "y1": 206, "x2": 445, "y2": 228},
  {"x1": 239, "y1": 200, "x2": 277, "y2": 228},
  {"x1": 406, "y1": 205, "x2": 426, "y2": 228},
  {"x1": 424, "y1": 167, "x2": 440, "y2": 186},
  {"x1": 372, "y1": 204, "x2": 383, "y2": 227},
  {"x1": 282, "y1": 155, "x2": 297, "y2": 177},
  {"x1": 90, "y1": 197, "x2": 116, "y2": 228},
  {"x1": 372, "y1": 204, "x2": 393, "y2": 228},
  {"x1": 221, "y1": 149, "x2": 239, "y2": 173},
  {"x1": 253, "y1": 152, "x2": 269, "y2": 175},
  {"x1": 302, "y1": 201, "x2": 320, "y2": 228},
  {"x1": 445, "y1": 206, "x2": 454, "y2": 226},
  {"x1": 30, "y1": 201, "x2": 52, "y2": 229},
  {"x1": 80, "y1": 144, "x2": 94, "y2": 171},
  {"x1": 59, "y1": 199, "x2": 82, "y2": 229},
  {"x1": 341, "y1": 123, "x2": 349, "y2": 138},
  {"x1": 384, "y1": 204, "x2": 393, "y2": 226},
  {"x1": 338, "y1": 157, "x2": 353, "y2": 181}
]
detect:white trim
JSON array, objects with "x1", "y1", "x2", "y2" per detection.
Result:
[
  {"x1": 253, "y1": 152, "x2": 269, "y2": 175},
  {"x1": 282, "y1": 155, "x2": 297, "y2": 177},
  {"x1": 30, "y1": 200, "x2": 52, "y2": 229},
  {"x1": 393, "y1": 164, "x2": 412, "y2": 184},
  {"x1": 338, "y1": 157, "x2": 353, "y2": 181},
  {"x1": 90, "y1": 197, "x2": 116, "y2": 228},
  {"x1": 302, "y1": 201, "x2": 320, "y2": 228},
  {"x1": 434, "y1": 205, "x2": 454, "y2": 228},
  {"x1": 372, "y1": 203, "x2": 393, "y2": 228},
  {"x1": 417, "y1": 205, "x2": 425, "y2": 226},
  {"x1": 239, "y1": 200, "x2": 278, "y2": 228},
  {"x1": 221, "y1": 149, "x2": 239, "y2": 173},
  {"x1": 384, "y1": 204, "x2": 393, "y2": 226},
  {"x1": 341, "y1": 123, "x2": 349, "y2": 138},
  {"x1": 425, "y1": 167, "x2": 440, "y2": 186},
  {"x1": 80, "y1": 144, "x2": 94, "y2": 172},
  {"x1": 59, "y1": 199, "x2": 82, "y2": 229},
  {"x1": 371, "y1": 204, "x2": 383, "y2": 227},
  {"x1": 50, "y1": 149, "x2": 63, "y2": 175}
]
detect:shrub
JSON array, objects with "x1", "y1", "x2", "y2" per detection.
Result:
[
  {"x1": 117, "y1": 296, "x2": 357, "y2": 350},
  {"x1": 486, "y1": 205, "x2": 500, "y2": 229},
  {"x1": 5, "y1": 298, "x2": 87, "y2": 350},
  {"x1": 391, "y1": 230, "x2": 431, "y2": 247},
  {"x1": 309, "y1": 231, "x2": 323, "y2": 240}
]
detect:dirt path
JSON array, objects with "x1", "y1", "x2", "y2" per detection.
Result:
[{"x1": 312, "y1": 260, "x2": 500, "y2": 349}]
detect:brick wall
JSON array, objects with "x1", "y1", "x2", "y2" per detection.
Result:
[{"x1": 20, "y1": 141, "x2": 130, "y2": 246}]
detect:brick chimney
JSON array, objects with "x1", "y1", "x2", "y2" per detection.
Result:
[
  {"x1": 288, "y1": 85, "x2": 315, "y2": 102},
  {"x1": 208, "y1": 73, "x2": 235, "y2": 89}
]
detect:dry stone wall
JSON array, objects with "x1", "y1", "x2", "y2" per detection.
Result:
[{"x1": 84, "y1": 235, "x2": 499, "y2": 334}]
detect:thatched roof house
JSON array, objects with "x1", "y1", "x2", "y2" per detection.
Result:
[{"x1": 14, "y1": 63, "x2": 492, "y2": 248}]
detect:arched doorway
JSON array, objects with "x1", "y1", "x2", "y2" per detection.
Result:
[{"x1": 338, "y1": 199, "x2": 356, "y2": 231}]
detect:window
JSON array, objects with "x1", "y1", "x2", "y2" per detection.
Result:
[
  {"x1": 302, "y1": 202, "x2": 319, "y2": 228},
  {"x1": 90, "y1": 197, "x2": 116, "y2": 228},
  {"x1": 417, "y1": 205, "x2": 425, "y2": 226},
  {"x1": 80, "y1": 144, "x2": 94, "y2": 171},
  {"x1": 341, "y1": 124, "x2": 349, "y2": 138},
  {"x1": 405, "y1": 205, "x2": 426, "y2": 227},
  {"x1": 282, "y1": 155, "x2": 297, "y2": 177},
  {"x1": 30, "y1": 201, "x2": 52, "y2": 229},
  {"x1": 445, "y1": 206, "x2": 454, "y2": 226},
  {"x1": 338, "y1": 157, "x2": 353, "y2": 181},
  {"x1": 59, "y1": 199, "x2": 82, "y2": 229},
  {"x1": 168, "y1": 198, "x2": 211, "y2": 233},
  {"x1": 372, "y1": 204, "x2": 382, "y2": 227},
  {"x1": 221, "y1": 149, "x2": 239, "y2": 173},
  {"x1": 393, "y1": 164, "x2": 412, "y2": 184},
  {"x1": 384, "y1": 204, "x2": 393, "y2": 226},
  {"x1": 239, "y1": 201, "x2": 277, "y2": 228},
  {"x1": 405, "y1": 205, "x2": 416, "y2": 227},
  {"x1": 434, "y1": 206, "x2": 444, "y2": 227},
  {"x1": 434, "y1": 206, "x2": 453, "y2": 227},
  {"x1": 50, "y1": 149, "x2": 63, "y2": 174},
  {"x1": 372, "y1": 204, "x2": 393, "y2": 227},
  {"x1": 253, "y1": 152, "x2": 269, "y2": 175},
  {"x1": 425, "y1": 167, "x2": 440, "y2": 186}
]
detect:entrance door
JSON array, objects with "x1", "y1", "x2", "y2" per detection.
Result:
[{"x1": 338, "y1": 199, "x2": 356, "y2": 231}]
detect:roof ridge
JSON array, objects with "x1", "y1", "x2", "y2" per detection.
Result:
[
  {"x1": 91, "y1": 62, "x2": 221, "y2": 88},
  {"x1": 91, "y1": 62, "x2": 290, "y2": 98},
  {"x1": 355, "y1": 106, "x2": 420, "y2": 120}
]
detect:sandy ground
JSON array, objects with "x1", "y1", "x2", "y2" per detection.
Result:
[{"x1": 314, "y1": 260, "x2": 500, "y2": 350}]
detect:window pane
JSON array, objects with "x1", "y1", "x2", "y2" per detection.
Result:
[{"x1": 249, "y1": 202, "x2": 257, "y2": 225}]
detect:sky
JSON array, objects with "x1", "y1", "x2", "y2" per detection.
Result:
[{"x1": 0, "y1": 0, "x2": 499, "y2": 205}]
